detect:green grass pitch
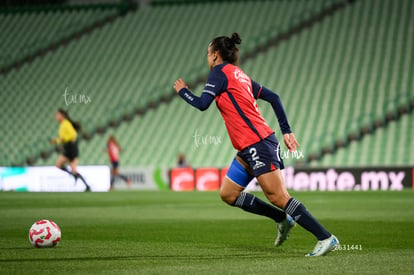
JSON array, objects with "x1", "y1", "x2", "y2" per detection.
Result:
[{"x1": 0, "y1": 190, "x2": 413, "y2": 274}]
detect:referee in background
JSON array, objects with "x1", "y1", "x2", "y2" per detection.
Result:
[{"x1": 50, "y1": 108, "x2": 90, "y2": 191}]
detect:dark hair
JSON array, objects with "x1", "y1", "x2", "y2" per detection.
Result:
[
  {"x1": 57, "y1": 108, "x2": 81, "y2": 132},
  {"x1": 210, "y1": 32, "x2": 242, "y2": 65}
]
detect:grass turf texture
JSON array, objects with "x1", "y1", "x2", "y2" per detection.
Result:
[{"x1": 0, "y1": 190, "x2": 413, "y2": 274}]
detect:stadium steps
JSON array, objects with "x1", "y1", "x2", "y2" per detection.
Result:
[
  {"x1": 311, "y1": 111, "x2": 414, "y2": 166},
  {"x1": 0, "y1": 6, "x2": 123, "y2": 74},
  {"x1": 305, "y1": 0, "x2": 414, "y2": 165},
  {"x1": 306, "y1": 93, "x2": 414, "y2": 165}
]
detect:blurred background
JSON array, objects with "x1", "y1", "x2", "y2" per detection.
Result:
[{"x1": 0, "y1": 0, "x2": 412, "y2": 175}]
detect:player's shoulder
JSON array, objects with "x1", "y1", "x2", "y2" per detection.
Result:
[
  {"x1": 224, "y1": 64, "x2": 251, "y2": 85},
  {"x1": 61, "y1": 119, "x2": 70, "y2": 126},
  {"x1": 204, "y1": 64, "x2": 229, "y2": 93},
  {"x1": 208, "y1": 64, "x2": 228, "y2": 82},
  {"x1": 62, "y1": 119, "x2": 75, "y2": 130},
  {"x1": 210, "y1": 63, "x2": 227, "y2": 75},
  {"x1": 221, "y1": 63, "x2": 248, "y2": 76}
]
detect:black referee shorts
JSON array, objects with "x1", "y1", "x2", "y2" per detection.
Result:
[{"x1": 63, "y1": 141, "x2": 79, "y2": 161}]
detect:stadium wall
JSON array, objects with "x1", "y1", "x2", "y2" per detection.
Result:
[
  {"x1": 1, "y1": 165, "x2": 412, "y2": 192},
  {"x1": 170, "y1": 166, "x2": 414, "y2": 191}
]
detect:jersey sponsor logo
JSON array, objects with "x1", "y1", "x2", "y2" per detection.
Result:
[
  {"x1": 183, "y1": 92, "x2": 194, "y2": 101},
  {"x1": 233, "y1": 68, "x2": 250, "y2": 85}
]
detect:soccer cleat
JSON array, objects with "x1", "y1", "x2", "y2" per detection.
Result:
[
  {"x1": 305, "y1": 234, "x2": 339, "y2": 257},
  {"x1": 274, "y1": 214, "x2": 295, "y2": 247}
]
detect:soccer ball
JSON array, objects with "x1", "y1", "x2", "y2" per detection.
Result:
[{"x1": 28, "y1": 219, "x2": 61, "y2": 248}]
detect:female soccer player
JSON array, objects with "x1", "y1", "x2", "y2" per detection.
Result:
[
  {"x1": 107, "y1": 135, "x2": 131, "y2": 189},
  {"x1": 50, "y1": 108, "x2": 90, "y2": 191},
  {"x1": 174, "y1": 33, "x2": 339, "y2": 256}
]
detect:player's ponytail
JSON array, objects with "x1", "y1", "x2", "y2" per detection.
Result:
[
  {"x1": 210, "y1": 32, "x2": 242, "y2": 65},
  {"x1": 57, "y1": 108, "x2": 82, "y2": 132},
  {"x1": 229, "y1": 32, "x2": 241, "y2": 46}
]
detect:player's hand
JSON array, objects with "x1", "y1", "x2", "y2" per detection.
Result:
[
  {"x1": 283, "y1": 133, "x2": 300, "y2": 152},
  {"x1": 174, "y1": 78, "x2": 188, "y2": 93}
]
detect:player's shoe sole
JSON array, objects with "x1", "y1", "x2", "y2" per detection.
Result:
[
  {"x1": 305, "y1": 234, "x2": 339, "y2": 257},
  {"x1": 274, "y1": 215, "x2": 295, "y2": 247}
]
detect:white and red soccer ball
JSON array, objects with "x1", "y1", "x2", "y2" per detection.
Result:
[{"x1": 28, "y1": 219, "x2": 61, "y2": 248}]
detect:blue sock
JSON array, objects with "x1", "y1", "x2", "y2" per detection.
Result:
[
  {"x1": 232, "y1": 192, "x2": 287, "y2": 223},
  {"x1": 284, "y1": 198, "x2": 331, "y2": 240}
]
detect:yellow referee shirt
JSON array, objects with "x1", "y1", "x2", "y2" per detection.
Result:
[{"x1": 56, "y1": 119, "x2": 77, "y2": 144}]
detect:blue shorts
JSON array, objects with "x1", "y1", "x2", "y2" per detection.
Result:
[
  {"x1": 226, "y1": 158, "x2": 254, "y2": 188},
  {"x1": 237, "y1": 134, "x2": 284, "y2": 178}
]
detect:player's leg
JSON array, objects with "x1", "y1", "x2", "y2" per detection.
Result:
[
  {"x1": 257, "y1": 169, "x2": 339, "y2": 256},
  {"x1": 110, "y1": 162, "x2": 116, "y2": 189},
  {"x1": 220, "y1": 157, "x2": 287, "y2": 224},
  {"x1": 59, "y1": 142, "x2": 77, "y2": 177},
  {"x1": 240, "y1": 134, "x2": 338, "y2": 254},
  {"x1": 69, "y1": 158, "x2": 90, "y2": 191},
  {"x1": 253, "y1": 169, "x2": 295, "y2": 246},
  {"x1": 256, "y1": 169, "x2": 290, "y2": 209},
  {"x1": 114, "y1": 166, "x2": 130, "y2": 185},
  {"x1": 111, "y1": 162, "x2": 130, "y2": 186},
  {"x1": 219, "y1": 176, "x2": 244, "y2": 205},
  {"x1": 257, "y1": 169, "x2": 330, "y2": 238},
  {"x1": 68, "y1": 157, "x2": 78, "y2": 174},
  {"x1": 66, "y1": 141, "x2": 90, "y2": 191},
  {"x1": 56, "y1": 154, "x2": 71, "y2": 174}
]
